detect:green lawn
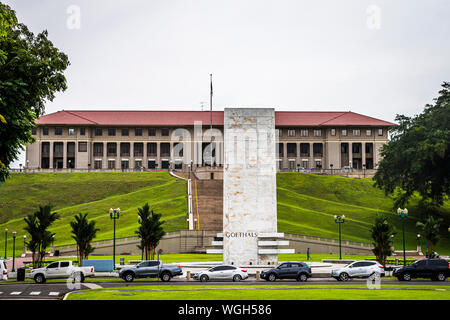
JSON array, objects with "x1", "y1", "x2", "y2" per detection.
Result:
[
  {"x1": 65, "y1": 284, "x2": 450, "y2": 300},
  {"x1": 1, "y1": 172, "x2": 449, "y2": 256},
  {"x1": 0, "y1": 172, "x2": 188, "y2": 254}
]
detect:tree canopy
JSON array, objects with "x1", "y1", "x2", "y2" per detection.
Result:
[
  {"x1": 0, "y1": 3, "x2": 69, "y2": 182},
  {"x1": 374, "y1": 82, "x2": 450, "y2": 208}
]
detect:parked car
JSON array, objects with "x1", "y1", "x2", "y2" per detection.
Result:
[
  {"x1": 0, "y1": 260, "x2": 8, "y2": 281},
  {"x1": 119, "y1": 260, "x2": 183, "y2": 282},
  {"x1": 193, "y1": 265, "x2": 248, "y2": 282},
  {"x1": 30, "y1": 260, "x2": 95, "y2": 283},
  {"x1": 331, "y1": 260, "x2": 385, "y2": 281},
  {"x1": 260, "y1": 262, "x2": 312, "y2": 282},
  {"x1": 393, "y1": 259, "x2": 450, "y2": 281}
]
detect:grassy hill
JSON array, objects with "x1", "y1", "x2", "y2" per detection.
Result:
[{"x1": 0, "y1": 172, "x2": 449, "y2": 255}]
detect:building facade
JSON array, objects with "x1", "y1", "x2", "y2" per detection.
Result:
[{"x1": 25, "y1": 110, "x2": 394, "y2": 172}]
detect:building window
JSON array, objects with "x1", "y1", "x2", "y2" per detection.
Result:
[
  {"x1": 378, "y1": 128, "x2": 383, "y2": 136},
  {"x1": 68, "y1": 128, "x2": 75, "y2": 136},
  {"x1": 366, "y1": 129, "x2": 372, "y2": 136},
  {"x1": 300, "y1": 129, "x2": 309, "y2": 137},
  {"x1": 93, "y1": 143, "x2": 103, "y2": 156},
  {"x1": 160, "y1": 143, "x2": 170, "y2": 155},
  {"x1": 148, "y1": 128, "x2": 156, "y2": 136},
  {"x1": 147, "y1": 143, "x2": 157, "y2": 156},
  {"x1": 54, "y1": 142, "x2": 63, "y2": 154},
  {"x1": 108, "y1": 128, "x2": 116, "y2": 136},
  {"x1": 31, "y1": 128, "x2": 37, "y2": 135},
  {"x1": 353, "y1": 129, "x2": 360, "y2": 136},
  {"x1": 287, "y1": 129, "x2": 296, "y2": 137},
  {"x1": 331, "y1": 129, "x2": 336, "y2": 136},
  {"x1": 161, "y1": 128, "x2": 169, "y2": 136},
  {"x1": 121, "y1": 128, "x2": 129, "y2": 136},
  {"x1": 134, "y1": 143, "x2": 143, "y2": 156},
  {"x1": 108, "y1": 160, "x2": 115, "y2": 169},
  {"x1": 78, "y1": 142, "x2": 87, "y2": 152},
  {"x1": 95, "y1": 128, "x2": 102, "y2": 136},
  {"x1": 314, "y1": 129, "x2": 322, "y2": 137},
  {"x1": 107, "y1": 143, "x2": 117, "y2": 156},
  {"x1": 43, "y1": 127, "x2": 49, "y2": 135},
  {"x1": 80, "y1": 128, "x2": 86, "y2": 135},
  {"x1": 342, "y1": 129, "x2": 347, "y2": 136},
  {"x1": 135, "y1": 128, "x2": 142, "y2": 136},
  {"x1": 352, "y1": 144, "x2": 360, "y2": 153},
  {"x1": 120, "y1": 143, "x2": 130, "y2": 156},
  {"x1": 135, "y1": 160, "x2": 143, "y2": 168},
  {"x1": 275, "y1": 129, "x2": 281, "y2": 137},
  {"x1": 94, "y1": 160, "x2": 102, "y2": 169},
  {"x1": 55, "y1": 127, "x2": 63, "y2": 135}
]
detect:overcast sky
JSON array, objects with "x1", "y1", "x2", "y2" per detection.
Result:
[{"x1": 6, "y1": 0, "x2": 450, "y2": 167}]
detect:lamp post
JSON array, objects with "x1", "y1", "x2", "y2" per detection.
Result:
[
  {"x1": 417, "y1": 233, "x2": 421, "y2": 255},
  {"x1": 23, "y1": 235, "x2": 27, "y2": 256},
  {"x1": 362, "y1": 164, "x2": 366, "y2": 178},
  {"x1": 12, "y1": 232, "x2": 16, "y2": 272},
  {"x1": 110, "y1": 208, "x2": 120, "y2": 269},
  {"x1": 334, "y1": 215, "x2": 346, "y2": 260},
  {"x1": 138, "y1": 214, "x2": 143, "y2": 261},
  {"x1": 4, "y1": 228, "x2": 8, "y2": 259},
  {"x1": 391, "y1": 234, "x2": 395, "y2": 253},
  {"x1": 397, "y1": 207, "x2": 408, "y2": 266}
]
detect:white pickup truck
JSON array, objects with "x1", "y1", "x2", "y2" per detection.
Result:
[{"x1": 30, "y1": 261, "x2": 94, "y2": 283}]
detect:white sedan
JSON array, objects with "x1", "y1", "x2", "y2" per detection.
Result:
[{"x1": 193, "y1": 265, "x2": 248, "y2": 282}]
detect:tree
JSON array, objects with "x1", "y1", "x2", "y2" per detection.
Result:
[
  {"x1": 23, "y1": 204, "x2": 60, "y2": 268},
  {"x1": 374, "y1": 82, "x2": 450, "y2": 208},
  {"x1": 416, "y1": 215, "x2": 443, "y2": 257},
  {"x1": 70, "y1": 213, "x2": 100, "y2": 266},
  {"x1": 135, "y1": 203, "x2": 166, "y2": 260},
  {"x1": 0, "y1": 3, "x2": 70, "y2": 182},
  {"x1": 369, "y1": 213, "x2": 396, "y2": 266}
]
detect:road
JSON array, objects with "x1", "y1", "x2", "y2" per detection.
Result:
[{"x1": 0, "y1": 278, "x2": 448, "y2": 300}]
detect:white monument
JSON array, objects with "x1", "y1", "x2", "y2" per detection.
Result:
[{"x1": 207, "y1": 108, "x2": 294, "y2": 266}]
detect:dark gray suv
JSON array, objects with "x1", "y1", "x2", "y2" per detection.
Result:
[{"x1": 261, "y1": 262, "x2": 312, "y2": 282}]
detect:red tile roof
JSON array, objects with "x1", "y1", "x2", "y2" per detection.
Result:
[{"x1": 35, "y1": 110, "x2": 395, "y2": 127}]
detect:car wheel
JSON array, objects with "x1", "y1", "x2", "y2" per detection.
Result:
[
  {"x1": 34, "y1": 274, "x2": 46, "y2": 284},
  {"x1": 339, "y1": 273, "x2": 349, "y2": 282},
  {"x1": 233, "y1": 274, "x2": 242, "y2": 282},
  {"x1": 437, "y1": 272, "x2": 446, "y2": 281},
  {"x1": 124, "y1": 272, "x2": 135, "y2": 282},
  {"x1": 268, "y1": 273, "x2": 277, "y2": 282},
  {"x1": 200, "y1": 274, "x2": 209, "y2": 282},
  {"x1": 297, "y1": 273, "x2": 308, "y2": 282},
  {"x1": 402, "y1": 272, "x2": 411, "y2": 281},
  {"x1": 160, "y1": 272, "x2": 172, "y2": 282}
]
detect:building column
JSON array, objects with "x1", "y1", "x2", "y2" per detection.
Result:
[
  {"x1": 49, "y1": 141, "x2": 54, "y2": 169},
  {"x1": 349, "y1": 142, "x2": 353, "y2": 169},
  {"x1": 63, "y1": 141, "x2": 67, "y2": 169},
  {"x1": 143, "y1": 142, "x2": 148, "y2": 169},
  {"x1": 103, "y1": 142, "x2": 107, "y2": 169},
  {"x1": 130, "y1": 142, "x2": 134, "y2": 169},
  {"x1": 156, "y1": 142, "x2": 161, "y2": 170},
  {"x1": 309, "y1": 142, "x2": 314, "y2": 169},
  {"x1": 283, "y1": 142, "x2": 287, "y2": 169},
  {"x1": 362, "y1": 142, "x2": 366, "y2": 169},
  {"x1": 170, "y1": 142, "x2": 174, "y2": 169}
]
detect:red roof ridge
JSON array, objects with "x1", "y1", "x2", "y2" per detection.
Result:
[
  {"x1": 64, "y1": 110, "x2": 99, "y2": 124},
  {"x1": 318, "y1": 112, "x2": 347, "y2": 126},
  {"x1": 346, "y1": 111, "x2": 396, "y2": 126}
]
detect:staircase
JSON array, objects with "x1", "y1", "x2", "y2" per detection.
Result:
[{"x1": 192, "y1": 178, "x2": 223, "y2": 232}]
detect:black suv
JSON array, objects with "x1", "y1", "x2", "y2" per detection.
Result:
[
  {"x1": 260, "y1": 262, "x2": 312, "y2": 282},
  {"x1": 393, "y1": 259, "x2": 449, "y2": 281}
]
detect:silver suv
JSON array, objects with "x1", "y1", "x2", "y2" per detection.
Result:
[{"x1": 331, "y1": 260, "x2": 385, "y2": 281}]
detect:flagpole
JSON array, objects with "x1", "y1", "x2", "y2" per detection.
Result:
[{"x1": 210, "y1": 74, "x2": 213, "y2": 168}]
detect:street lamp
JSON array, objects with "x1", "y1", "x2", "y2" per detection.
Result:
[
  {"x1": 397, "y1": 207, "x2": 408, "y2": 266},
  {"x1": 12, "y1": 231, "x2": 16, "y2": 272},
  {"x1": 110, "y1": 208, "x2": 120, "y2": 269},
  {"x1": 334, "y1": 215, "x2": 346, "y2": 260},
  {"x1": 4, "y1": 228, "x2": 8, "y2": 259},
  {"x1": 137, "y1": 214, "x2": 143, "y2": 261}
]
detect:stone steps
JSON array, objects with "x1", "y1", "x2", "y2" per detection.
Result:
[{"x1": 192, "y1": 179, "x2": 223, "y2": 231}]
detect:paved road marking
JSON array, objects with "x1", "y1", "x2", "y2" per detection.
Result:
[
  {"x1": 83, "y1": 283, "x2": 103, "y2": 289},
  {"x1": 10, "y1": 292, "x2": 22, "y2": 295},
  {"x1": 49, "y1": 292, "x2": 60, "y2": 296},
  {"x1": 29, "y1": 292, "x2": 41, "y2": 295}
]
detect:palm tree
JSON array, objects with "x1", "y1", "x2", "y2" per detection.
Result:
[
  {"x1": 70, "y1": 213, "x2": 100, "y2": 266},
  {"x1": 136, "y1": 203, "x2": 166, "y2": 260},
  {"x1": 416, "y1": 215, "x2": 443, "y2": 257},
  {"x1": 23, "y1": 204, "x2": 60, "y2": 267},
  {"x1": 370, "y1": 213, "x2": 396, "y2": 266}
]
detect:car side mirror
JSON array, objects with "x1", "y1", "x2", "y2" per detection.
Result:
[{"x1": 349, "y1": 265, "x2": 353, "y2": 268}]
